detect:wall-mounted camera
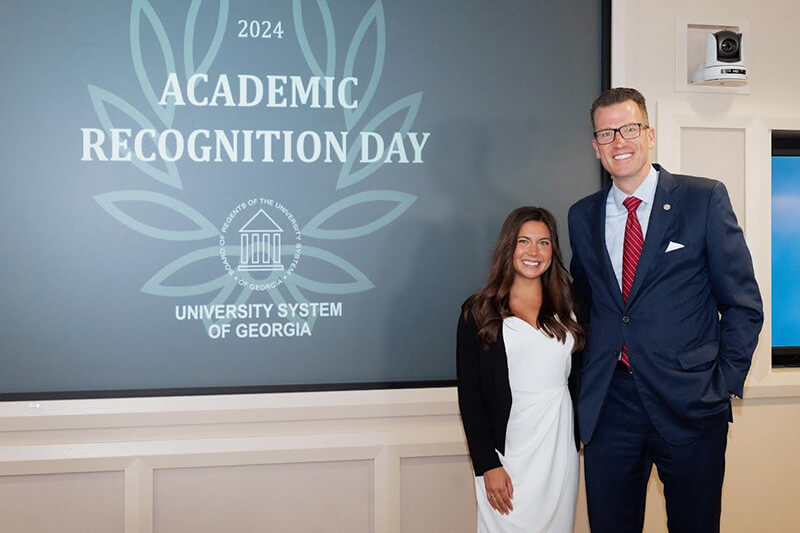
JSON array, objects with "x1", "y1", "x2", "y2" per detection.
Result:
[{"x1": 690, "y1": 30, "x2": 747, "y2": 86}]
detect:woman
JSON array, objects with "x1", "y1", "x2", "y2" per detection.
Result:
[{"x1": 457, "y1": 206, "x2": 584, "y2": 533}]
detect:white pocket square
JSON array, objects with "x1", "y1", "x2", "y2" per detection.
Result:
[{"x1": 665, "y1": 241, "x2": 685, "y2": 253}]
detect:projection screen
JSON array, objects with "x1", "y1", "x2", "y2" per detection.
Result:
[{"x1": 0, "y1": 0, "x2": 607, "y2": 398}]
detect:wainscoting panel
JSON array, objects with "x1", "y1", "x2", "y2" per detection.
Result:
[
  {"x1": 400, "y1": 455, "x2": 476, "y2": 533},
  {"x1": 154, "y1": 461, "x2": 373, "y2": 533},
  {"x1": 0, "y1": 470, "x2": 124, "y2": 533}
]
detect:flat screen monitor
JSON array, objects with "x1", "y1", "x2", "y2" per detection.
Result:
[
  {"x1": 772, "y1": 131, "x2": 800, "y2": 366},
  {"x1": 0, "y1": 0, "x2": 609, "y2": 398}
]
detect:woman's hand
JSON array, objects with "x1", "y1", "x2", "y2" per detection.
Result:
[{"x1": 483, "y1": 466, "x2": 514, "y2": 514}]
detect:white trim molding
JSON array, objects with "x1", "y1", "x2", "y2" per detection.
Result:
[{"x1": 0, "y1": 387, "x2": 470, "y2": 533}]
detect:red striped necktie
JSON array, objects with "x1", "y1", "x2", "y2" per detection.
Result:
[{"x1": 620, "y1": 196, "x2": 644, "y2": 369}]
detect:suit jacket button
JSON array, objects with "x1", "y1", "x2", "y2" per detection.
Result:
[{"x1": 622, "y1": 315, "x2": 631, "y2": 323}]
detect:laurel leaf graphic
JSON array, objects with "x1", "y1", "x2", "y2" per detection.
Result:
[
  {"x1": 343, "y1": 0, "x2": 385, "y2": 130},
  {"x1": 88, "y1": 85, "x2": 182, "y2": 189},
  {"x1": 184, "y1": 0, "x2": 229, "y2": 78},
  {"x1": 130, "y1": 0, "x2": 177, "y2": 127},
  {"x1": 336, "y1": 92, "x2": 423, "y2": 190},
  {"x1": 303, "y1": 191, "x2": 416, "y2": 240},
  {"x1": 293, "y1": 0, "x2": 336, "y2": 78},
  {"x1": 142, "y1": 246, "x2": 231, "y2": 297},
  {"x1": 290, "y1": 246, "x2": 374, "y2": 295},
  {"x1": 94, "y1": 190, "x2": 219, "y2": 241}
]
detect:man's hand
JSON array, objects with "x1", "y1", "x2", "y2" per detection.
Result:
[{"x1": 483, "y1": 466, "x2": 514, "y2": 514}]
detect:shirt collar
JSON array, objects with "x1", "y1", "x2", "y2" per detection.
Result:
[{"x1": 609, "y1": 164, "x2": 659, "y2": 212}]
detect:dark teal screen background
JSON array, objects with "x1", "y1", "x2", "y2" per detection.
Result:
[{"x1": 0, "y1": 0, "x2": 604, "y2": 397}]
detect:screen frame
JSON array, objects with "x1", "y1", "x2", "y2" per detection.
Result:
[
  {"x1": 771, "y1": 130, "x2": 800, "y2": 367},
  {"x1": 0, "y1": 0, "x2": 613, "y2": 402}
]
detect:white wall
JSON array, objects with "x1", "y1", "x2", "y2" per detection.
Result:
[{"x1": 608, "y1": 0, "x2": 800, "y2": 531}]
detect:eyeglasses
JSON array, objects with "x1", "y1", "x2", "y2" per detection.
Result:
[{"x1": 593, "y1": 122, "x2": 649, "y2": 145}]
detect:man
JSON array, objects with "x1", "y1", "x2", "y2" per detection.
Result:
[{"x1": 568, "y1": 87, "x2": 763, "y2": 533}]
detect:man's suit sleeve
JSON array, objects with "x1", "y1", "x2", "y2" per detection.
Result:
[
  {"x1": 456, "y1": 311, "x2": 502, "y2": 476},
  {"x1": 568, "y1": 205, "x2": 592, "y2": 327},
  {"x1": 705, "y1": 182, "x2": 764, "y2": 397}
]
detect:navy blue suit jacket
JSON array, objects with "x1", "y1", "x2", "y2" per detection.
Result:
[{"x1": 568, "y1": 165, "x2": 763, "y2": 445}]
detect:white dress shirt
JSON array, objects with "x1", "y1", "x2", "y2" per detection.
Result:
[{"x1": 605, "y1": 165, "x2": 659, "y2": 290}]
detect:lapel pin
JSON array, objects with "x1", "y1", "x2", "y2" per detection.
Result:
[{"x1": 663, "y1": 203, "x2": 671, "y2": 211}]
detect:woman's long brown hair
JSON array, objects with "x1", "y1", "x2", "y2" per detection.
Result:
[{"x1": 463, "y1": 206, "x2": 585, "y2": 352}]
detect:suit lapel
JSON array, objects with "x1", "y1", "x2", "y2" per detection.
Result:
[
  {"x1": 592, "y1": 186, "x2": 625, "y2": 309},
  {"x1": 625, "y1": 165, "x2": 679, "y2": 306}
]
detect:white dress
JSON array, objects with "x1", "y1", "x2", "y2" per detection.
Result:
[{"x1": 474, "y1": 316, "x2": 579, "y2": 533}]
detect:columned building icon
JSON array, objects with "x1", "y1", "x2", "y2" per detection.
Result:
[{"x1": 237, "y1": 209, "x2": 284, "y2": 271}]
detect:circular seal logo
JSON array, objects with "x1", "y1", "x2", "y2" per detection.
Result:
[{"x1": 218, "y1": 197, "x2": 301, "y2": 291}]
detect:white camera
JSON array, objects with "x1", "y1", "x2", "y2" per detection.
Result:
[{"x1": 690, "y1": 30, "x2": 747, "y2": 86}]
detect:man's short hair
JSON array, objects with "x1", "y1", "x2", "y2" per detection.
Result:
[{"x1": 590, "y1": 88, "x2": 649, "y2": 130}]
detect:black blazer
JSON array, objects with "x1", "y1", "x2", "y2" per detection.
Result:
[{"x1": 456, "y1": 306, "x2": 581, "y2": 476}]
